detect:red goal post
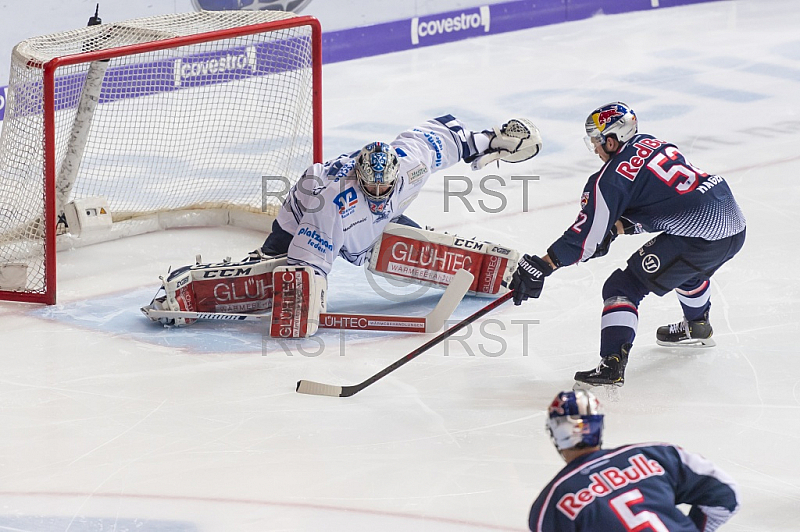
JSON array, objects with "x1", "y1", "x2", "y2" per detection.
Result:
[{"x1": 0, "y1": 11, "x2": 322, "y2": 304}]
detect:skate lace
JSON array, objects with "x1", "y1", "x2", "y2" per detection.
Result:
[
  {"x1": 594, "y1": 359, "x2": 611, "y2": 374},
  {"x1": 668, "y1": 319, "x2": 690, "y2": 337}
]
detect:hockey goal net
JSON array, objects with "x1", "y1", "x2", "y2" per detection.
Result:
[{"x1": 0, "y1": 11, "x2": 321, "y2": 304}]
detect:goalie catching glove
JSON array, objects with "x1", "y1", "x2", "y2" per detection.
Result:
[{"x1": 470, "y1": 118, "x2": 543, "y2": 170}]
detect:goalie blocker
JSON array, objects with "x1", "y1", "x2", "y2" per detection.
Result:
[{"x1": 369, "y1": 223, "x2": 519, "y2": 296}]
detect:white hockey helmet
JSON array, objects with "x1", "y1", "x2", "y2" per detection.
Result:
[
  {"x1": 584, "y1": 102, "x2": 638, "y2": 151},
  {"x1": 355, "y1": 141, "x2": 400, "y2": 203},
  {"x1": 546, "y1": 389, "x2": 604, "y2": 451}
]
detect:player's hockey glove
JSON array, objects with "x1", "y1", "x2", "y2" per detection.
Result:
[
  {"x1": 508, "y1": 254, "x2": 554, "y2": 305},
  {"x1": 470, "y1": 118, "x2": 542, "y2": 170},
  {"x1": 592, "y1": 216, "x2": 643, "y2": 259}
]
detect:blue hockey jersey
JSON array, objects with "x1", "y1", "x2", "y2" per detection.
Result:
[
  {"x1": 548, "y1": 134, "x2": 746, "y2": 267},
  {"x1": 529, "y1": 443, "x2": 739, "y2": 532}
]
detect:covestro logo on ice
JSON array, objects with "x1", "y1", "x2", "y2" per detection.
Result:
[{"x1": 410, "y1": 6, "x2": 491, "y2": 45}]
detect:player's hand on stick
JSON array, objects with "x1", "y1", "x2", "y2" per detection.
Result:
[{"x1": 508, "y1": 254, "x2": 553, "y2": 305}]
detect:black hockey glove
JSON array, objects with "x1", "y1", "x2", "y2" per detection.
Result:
[
  {"x1": 592, "y1": 217, "x2": 641, "y2": 259},
  {"x1": 509, "y1": 254, "x2": 554, "y2": 305}
]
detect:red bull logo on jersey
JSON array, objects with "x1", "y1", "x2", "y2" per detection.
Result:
[
  {"x1": 557, "y1": 453, "x2": 665, "y2": 520},
  {"x1": 616, "y1": 138, "x2": 666, "y2": 182}
]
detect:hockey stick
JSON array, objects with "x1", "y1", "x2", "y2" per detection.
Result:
[
  {"x1": 295, "y1": 290, "x2": 514, "y2": 397},
  {"x1": 140, "y1": 269, "x2": 474, "y2": 334}
]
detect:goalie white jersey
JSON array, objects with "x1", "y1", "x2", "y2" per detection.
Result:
[{"x1": 276, "y1": 115, "x2": 472, "y2": 277}]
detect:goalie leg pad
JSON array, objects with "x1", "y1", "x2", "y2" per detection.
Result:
[
  {"x1": 368, "y1": 223, "x2": 520, "y2": 296},
  {"x1": 187, "y1": 255, "x2": 287, "y2": 313},
  {"x1": 270, "y1": 266, "x2": 327, "y2": 338},
  {"x1": 148, "y1": 255, "x2": 288, "y2": 327}
]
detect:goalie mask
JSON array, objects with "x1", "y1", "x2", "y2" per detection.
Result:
[
  {"x1": 546, "y1": 389, "x2": 604, "y2": 452},
  {"x1": 584, "y1": 102, "x2": 637, "y2": 152},
  {"x1": 355, "y1": 142, "x2": 399, "y2": 214}
]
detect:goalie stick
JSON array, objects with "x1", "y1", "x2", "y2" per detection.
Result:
[
  {"x1": 295, "y1": 290, "x2": 514, "y2": 397},
  {"x1": 141, "y1": 269, "x2": 474, "y2": 334}
]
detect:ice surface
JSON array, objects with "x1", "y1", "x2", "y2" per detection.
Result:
[{"x1": 2, "y1": 1, "x2": 800, "y2": 530}]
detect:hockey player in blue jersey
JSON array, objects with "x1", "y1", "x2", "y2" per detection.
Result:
[
  {"x1": 509, "y1": 102, "x2": 746, "y2": 386},
  {"x1": 529, "y1": 389, "x2": 740, "y2": 531}
]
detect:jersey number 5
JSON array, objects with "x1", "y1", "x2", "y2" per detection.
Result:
[
  {"x1": 647, "y1": 146, "x2": 707, "y2": 195},
  {"x1": 609, "y1": 489, "x2": 669, "y2": 532}
]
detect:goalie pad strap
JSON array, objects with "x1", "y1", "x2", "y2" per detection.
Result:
[{"x1": 368, "y1": 223, "x2": 520, "y2": 296}]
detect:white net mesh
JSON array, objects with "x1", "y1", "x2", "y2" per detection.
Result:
[{"x1": 0, "y1": 11, "x2": 318, "y2": 301}]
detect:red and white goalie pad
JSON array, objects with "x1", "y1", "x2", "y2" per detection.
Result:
[
  {"x1": 159, "y1": 256, "x2": 287, "y2": 326},
  {"x1": 368, "y1": 223, "x2": 520, "y2": 297},
  {"x1": 270, "y1": 266, "x2": 327, "y2": 338}
]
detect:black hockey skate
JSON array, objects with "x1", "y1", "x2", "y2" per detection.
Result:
[
  {"x1": 574, "y1": 346, "x2": 630, "y2": 387},
  {"x1": 656, "y1": 312, "x2": 715, "y2": 347}
]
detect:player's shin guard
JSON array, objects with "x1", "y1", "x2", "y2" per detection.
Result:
[
  {"x1": 599, "y1": 296, "x2": 638, "y2": 358},
  {"x1": 270, "y1": 266, "x2": 327, "y2": 338},
  {"x1": 676, "y1": 279, "x2": 711, "y2": 322}
]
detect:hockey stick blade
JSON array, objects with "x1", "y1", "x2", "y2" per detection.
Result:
[
  {"x1": 295, "y1": 380, "x2": 343, "y2": 397},
  {"x1": 295, "y1": 290, "x2": 514, "y2": 398},
  {"x1": 423, "y1": 268, "x2": 473, "y2": 332}
]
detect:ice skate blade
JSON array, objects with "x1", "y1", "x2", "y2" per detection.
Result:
[
  {"x1": 656, "y1": 337, "x2": 716, "y2": 348},
  {"x1": 573, "y1": 380, "x2": 624, "y2": 391}
]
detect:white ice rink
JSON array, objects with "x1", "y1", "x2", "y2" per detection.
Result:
[{"x1": 2, "y1": 0, "x2": 799, "y2": 530}]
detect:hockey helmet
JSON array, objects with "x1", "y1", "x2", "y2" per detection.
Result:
[
  {"x1": 355, "y1": 142, "x2": 400, "y2": 202},
  {"x1": 546, "y1": 389, "x2": 604, "y2": 451},
  {"x1": 584, "y1": 102, "x2": 637, "y2": 151}
]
